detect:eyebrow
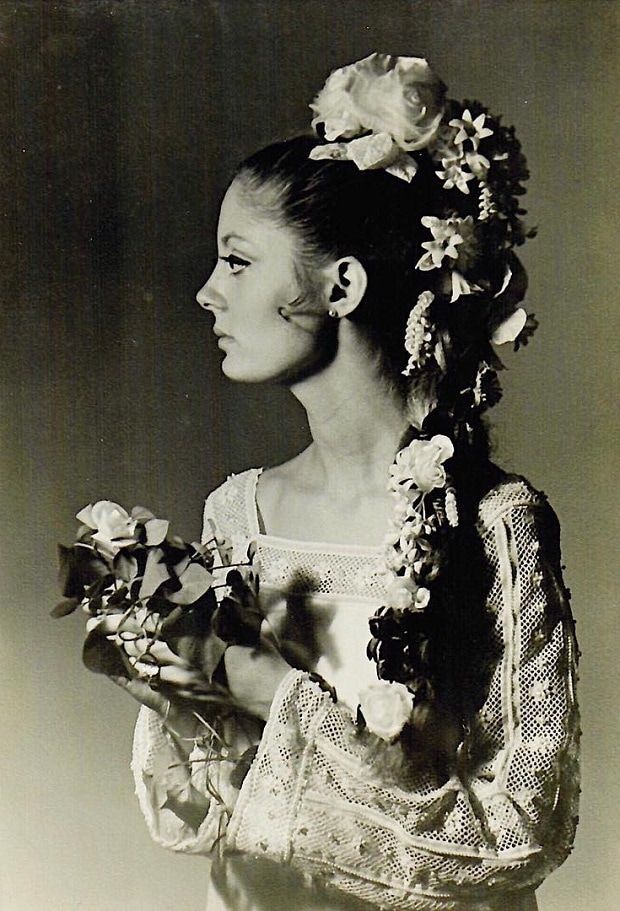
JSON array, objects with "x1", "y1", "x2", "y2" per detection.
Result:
[{"x1": 222, "y1": 232, "x2": 252, "y2": 247}]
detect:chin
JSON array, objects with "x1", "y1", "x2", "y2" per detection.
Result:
[{"x1": 220, "y1": 353, "x2": 275, "y2": 384}]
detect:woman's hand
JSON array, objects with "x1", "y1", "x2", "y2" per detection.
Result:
[
  {"x1": 224, "y1": 641, "x2": 291, "y2": 722},
  {"x1": 85, "y1": 611, "x2": 207, "y2": 747}
]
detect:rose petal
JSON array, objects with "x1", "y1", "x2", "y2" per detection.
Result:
[
  {"x1": 493, "y1": 265, "x2": 513, "y2": 298},
  {"x1": 430, "y1": 434, "x2": 454, "y2": 461},
  {"x1": 492, "y1": 308, "x2": 528, "y2": 345},
  {"x1": 309, "y1": 143, "x2": 349, "y2": 162},
  {"x1": 76, "y1": 504, "x2": 95, "y2": 527},
  {"x1": 385, "y1": 153, "x2": 418, "y2": 183},
  {"x1": 145, "y1": 518, "x2": 169, "y2": 546},
  {"x1": 346, "y1": 133, "x2": 397, "y2": 170}
]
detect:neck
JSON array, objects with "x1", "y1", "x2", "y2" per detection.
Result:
[{"x1": 288, "y1": 323, "x2": 409, "y2": 496}]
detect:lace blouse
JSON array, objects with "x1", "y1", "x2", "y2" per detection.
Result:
[{"x1": 131, "y1": 468, "x2": 580, "y2": 911}]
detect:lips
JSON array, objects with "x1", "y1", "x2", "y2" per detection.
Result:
[{"x1": 213, "y1": 327, "x2": 232, "y2": 339}]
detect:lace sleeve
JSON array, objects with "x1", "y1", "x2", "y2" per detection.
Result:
[
  {"x1": 226, "y1": 494, "x2": 580, "y2": 908},
  {"x1": 131, "y1": 705, "x2": 240, "y2": 853},
  {"x1": 130, "y1": 477, "x2": 261, "y2": 854}
]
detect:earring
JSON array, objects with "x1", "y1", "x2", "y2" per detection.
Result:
[{"x1": 328, "y1": 308, "x2": 339, "y2": 318}]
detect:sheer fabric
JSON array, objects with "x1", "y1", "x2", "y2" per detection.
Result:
[{"x1": 132, "y1": 468, "x2": 579, "y2": 910}]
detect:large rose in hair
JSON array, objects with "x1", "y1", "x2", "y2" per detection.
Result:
[{"x1": 310, "y1": 53, "x2": 446, "y2": 152}]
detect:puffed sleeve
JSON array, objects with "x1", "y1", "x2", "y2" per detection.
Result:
[
  {"x1": 130, "y1": 474, "x2": 262, "y2": 853},
  {"x1": 226, "y1": 482, "x2": 580, "y2": 908}
]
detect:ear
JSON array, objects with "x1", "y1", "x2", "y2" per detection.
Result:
[{"x1": 321, "y1": 257, "x2": 368, "y2": 318}]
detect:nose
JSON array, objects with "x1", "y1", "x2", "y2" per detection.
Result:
[{"x1": 196, "y1": 264, "x2": 227, "y2": 311}]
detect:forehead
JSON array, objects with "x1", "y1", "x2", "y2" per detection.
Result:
[{"x1": 217, "y1": 181, "x2": 298, "y2": 255}]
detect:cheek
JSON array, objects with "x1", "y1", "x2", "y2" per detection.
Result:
[{"x1": 222, "y1": 315, "x2": 334, "y2": 384}]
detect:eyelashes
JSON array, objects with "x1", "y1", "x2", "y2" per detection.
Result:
[{"x1": 219, "y1": 254, "x2": 250, "y2": 274}]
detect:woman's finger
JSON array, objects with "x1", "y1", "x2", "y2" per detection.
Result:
[
  {"x1": 110, "y1": 674, "x2": 170, "y2": 715},
  {"x1": 129, "y1": 657, "x2": 207, "y2": 689},
  {"x1": 86, "y1": 608, "x2": 161, "y2": 637},
  {"x1": 114, "y1": 637, "x2": 189, "y2": 668}
]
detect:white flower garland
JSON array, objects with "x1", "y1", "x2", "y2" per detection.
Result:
[{"x1": 309, "y1": 54, "x2": 536, "y2": 740}]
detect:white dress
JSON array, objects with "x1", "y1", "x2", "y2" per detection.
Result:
[{"x1": 131, "y1": 468, "x2": 579, "y2": 911}]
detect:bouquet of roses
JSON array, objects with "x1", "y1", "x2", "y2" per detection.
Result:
[{"x1": 53, "y1": 500, "x2": 265, "y2": 713}]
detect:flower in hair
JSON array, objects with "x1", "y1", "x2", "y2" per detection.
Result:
[
  {"x1": 403, "y1": 290, "x2": 435, "y2": 375},
  {"x1": 449, "y1": 109, "x2": 494, "y2": 150},
  {"x1": 390, "y1": 434, "x2": 454, "y2": 495},
  {"x1": 416, "y1": 215, "x2": 477, "y2": 270},
  {"x1": 491, "y1": 307, "x2": 527, "y2": 345},
  {"x1": 434, "y1": 158, "x2": 476, "y2": 194},
  {"x1": 309, "y1": 53, "x2": 446, "y2": 182}
]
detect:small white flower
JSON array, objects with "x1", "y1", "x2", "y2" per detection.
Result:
[
  {"x1": 445, "y1": 488, "x2": 459, "y2": 527},
  {"x1": 385, "y1": 576, "x2": 417, "y2": 610},
  {"x1": 465, "y1": 150, "x2": 491, "y2": 178},
  {"x1": 435, "y1": 159, "x2": 476, "y2": 194},
  {"x1": 449, "y1": 109, "x2": 494, "y2": 150},
  {"x1": 402, "y1": 290, "x2": 435, "y2": 374},
  {"x1": 450, "y1": 270, "x2": 482, "y2": 302},
  {"x1": 358, "y1": 680, "x2": 414, "y2": 742},
  {"x1": 416, "y1": 215, "x2": 477, "y2": 273},
  {"x1": 478, "y1": 183, "x2": 497, "y2": 221}
]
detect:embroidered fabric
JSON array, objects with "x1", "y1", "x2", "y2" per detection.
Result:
[
  {"x1": 131, "y1": 468, "x2": 579, "y2": 911},
  {"x1": 204, "y1": 468, "x2": 387, "y2": 600}
]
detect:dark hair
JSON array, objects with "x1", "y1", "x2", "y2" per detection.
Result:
[{"x1": 235, "y1": 135, "x2": 506, "y2": 755}]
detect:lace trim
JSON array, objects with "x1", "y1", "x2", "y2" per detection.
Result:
[{"x1": 204, "y1": 468, "x2": 387, "y2": 599}]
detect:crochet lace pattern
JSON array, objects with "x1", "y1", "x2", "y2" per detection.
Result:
[{"x1": 132, "y1": 469, "x2": 580, "y2": 911}]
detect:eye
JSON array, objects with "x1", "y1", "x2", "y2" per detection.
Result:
[{"x1": 219, "y1": 254, "x2": 250, "y2": 274}]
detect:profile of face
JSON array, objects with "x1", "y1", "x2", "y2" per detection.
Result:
[{"x1": 196, "y1": 180, "x2": 333, "y2": 385}]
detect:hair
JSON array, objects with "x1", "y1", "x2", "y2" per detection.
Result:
[
  {"x1": 233, "y1": 135, "x2": 513, "y2": 755},
  {"x1": 235, "y1": 136, "x2": 442, "y2": 398}
]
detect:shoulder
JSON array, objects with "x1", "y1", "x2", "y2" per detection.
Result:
[
  {"x1": 477, "y1": 473, "x2": 555, "y2": 532},
  {"x1": 202, "y1": 467, "x2": 262, "y2": 539}
]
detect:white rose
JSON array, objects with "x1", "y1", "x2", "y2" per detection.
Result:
[
  {"x1": 77, "y1": 500, "x2": 138, "y2": 557},
  {"x1": 358, "y1": 680, "x2": 413, "y2": 742},
  {"x1": 310, "y1": 53, "x2": 446, "y2": 152},
  {"x1": 399, "y1": 434, "x2": 454, "y2": 493},
  {"x1": 385, "y1": 576, "x2": 416, "y2": 610}
]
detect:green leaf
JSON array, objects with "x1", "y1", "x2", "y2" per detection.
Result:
[
  {"x1": 114, "y1": 552, "x2": 138, "y2": 583},
  {"x1": 160, "y1": 782, "x2": 209, "y2": 833},
  {"x1": 50, "y1": 597, "x2": 81, "y2": 618},
  {"x1": 82, "y1": 627, "x2": 129, "y2": 677},
  {"x1": 230, "y1": 745, "x2": 258, "y2": 790},
  {"x1": 57, "y1": 543, "x2": 110, "y2": 598},
  {"x1": 168, "y1": 564, "x2": 213, "y2": 605},
  {"x1": 139, "y1": 548, "x2": 170, "y2": 599}
]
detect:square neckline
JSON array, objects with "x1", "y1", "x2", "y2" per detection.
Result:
[{"x1": 249, "y1": 467, "x2": 385, "y2": 556}]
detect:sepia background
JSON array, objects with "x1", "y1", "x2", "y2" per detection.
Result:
[{"x1": 1, "y1": 1, "x2": 618, "y2": 909}]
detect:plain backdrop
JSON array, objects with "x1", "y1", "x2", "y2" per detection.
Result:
[{"x1": 1, "y1": 1, "x2": 618, "y2": 909}]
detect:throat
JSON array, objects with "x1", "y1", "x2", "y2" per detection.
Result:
[{"x1": 256, "y1": 469, "x2": 393, "y2": 547}]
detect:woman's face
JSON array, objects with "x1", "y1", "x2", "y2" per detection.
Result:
[{"x1": 196, "y1": 180, "x2": 330, "y2": 384}]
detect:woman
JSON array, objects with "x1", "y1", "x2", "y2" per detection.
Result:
[{"x1": 92, "y1": 55, "x2": 580, "y2": 910}]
